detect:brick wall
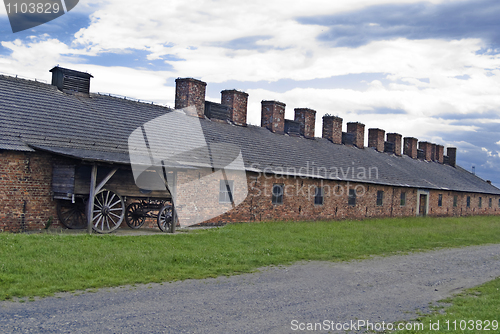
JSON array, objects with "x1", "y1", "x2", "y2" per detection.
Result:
[
  {"x1": 1, "y1": 150, "x2": 499, "y2": 232},
  {"x1": 0, "y1": 150, "x2": 62, "y2": 232},
  {"x1": 200, "y1": 173, "x2": 499, "y2": 225},
  {"x1": 427, "y1": 190, "x2": 500, "y2": 217},
  {"x1": 202, "y1": 173, "x2": 500, "y2": 225}
]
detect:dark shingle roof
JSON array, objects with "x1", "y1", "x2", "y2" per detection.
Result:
[{"x1": 1, "y1": 74, "x2": 499, "y2": 195}]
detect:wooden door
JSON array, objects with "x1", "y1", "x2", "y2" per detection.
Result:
[{"x1": 419, "y1": 194, "x2": 427, "y2": 216}]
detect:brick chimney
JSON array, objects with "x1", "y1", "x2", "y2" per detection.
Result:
[
  {"x1": 431, "y1": 144, "x2": 437, "y2": 161},
  {"x1": 447, "y1": 147, "x2": 457, "y2": 167},
  {"x1": 261, "y1": 100, "x2": 285, "y2": 134},
  {"x1": 346, "y1": 122, "x2": 365, "y2": 148},
  {"x1": 175, "y1": 78, "x2": 207, "y2": 118},
  {"x1": 419, "y1": 142, "x2": 433, "y2": 161},
  {"x1": 436, "y1": 145, "x2": 444, "y2": 164},
  {"x1": 294, "y1": 108, "x2": 316, "y2": 138},
  {"x1": 322, "y1": 115, "x2": 343, "y2": 144},
  {"x1": 368, "y1": 128, "x2": 385, "y2": 152},
  {"x1": 404, "y1": 137, "x2": 418, "y2": 159},
  {"x1": 386, "y1": 133, "x2": 402, "y2": 156},
  {"x1": 221, "y1": 89, "x2": 248, "y2": 126}
]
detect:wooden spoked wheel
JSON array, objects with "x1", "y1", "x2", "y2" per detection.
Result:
[
  {"x1": 56, "y1": 198, "x2": 87, "y2": 229},
  {"x1": 125, "y1": 202, "x2": 146, "y2": 229},
  {"x1": 157, "y1": 204, "x2": 174, "y2": 233},
  {"x1": 92, "y1": 189, "x2": 125, "y2": 233}
]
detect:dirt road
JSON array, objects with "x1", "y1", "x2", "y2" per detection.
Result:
[{"x1": 1, "y1": 244, "x2": 500, "y2": 333}]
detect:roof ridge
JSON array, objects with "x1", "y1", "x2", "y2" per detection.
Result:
[{"x1": 0, "y1": 73, "x2": 49, "y2": 86}]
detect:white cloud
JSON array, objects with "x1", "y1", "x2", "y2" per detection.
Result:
[
  {"x1": 0, "y1": 36, "x2": 92, "y2": 80},
  {"x1": 1, "y1": 0, "x2": 499, "y2": 173}
]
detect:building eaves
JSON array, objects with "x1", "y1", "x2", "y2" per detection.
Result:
[{"x1": 1, "y1": 74, "x2": 499, "y2": 196}]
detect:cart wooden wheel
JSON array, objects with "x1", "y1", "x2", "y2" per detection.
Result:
[
  {"x1": 92, "y1": 189, "x2": 125, "y2": 233},
  {"x1": 125, "y1": 202, "x2": 146, "y2": 229},
  {"x1": 157, "y1": 204, "x2": 173, "y2": 233},
  {"x1": 56, "y1": 198, "x2": 87, "y2": 229}
]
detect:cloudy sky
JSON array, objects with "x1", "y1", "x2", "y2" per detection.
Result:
[{"x1": 1, "y1": 0, "x2": 499, "y2": 186}]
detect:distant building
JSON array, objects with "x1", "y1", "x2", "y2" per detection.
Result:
[{"x1": 1, "y1": 67, "x2": 499, "y2": 232}]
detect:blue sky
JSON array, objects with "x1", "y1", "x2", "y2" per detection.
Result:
[{"x1": 0, "y1": 0, "x2": 499, "y2": 186}]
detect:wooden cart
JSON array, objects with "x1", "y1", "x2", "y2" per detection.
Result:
[{"x1": 52, "y1": 164, "x2": 175, "y2": 233}]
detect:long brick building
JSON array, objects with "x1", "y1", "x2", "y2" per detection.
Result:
[{"x1": 1, "y1": 67, "x2": 499, "y2": 232}]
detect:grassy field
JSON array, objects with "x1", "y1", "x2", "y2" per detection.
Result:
[
  {"x1": 396, "y1": 278, "x2": 500, "y2": 333},
  {"x1": 1, "y1": 215, "x2": 500, "y2": 301}
]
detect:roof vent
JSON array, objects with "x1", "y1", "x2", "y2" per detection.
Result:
[
  {"x1": 417, "y1": 148, "x2": 425, "y2": 160},
  {"x1": 342, "y1": 132, "x2": 355, "y2": 145},
  {"x1": 50, "y1": 66, "x2": 93, "y2": 96},
  {"x1": 204, "y1": 101, "x2": 230, "y2": 121},
  {"x1": 384, "y1": 141, "x2": 395, "y2": 154},
  {"x1": 284, "y1": 119, "x2": 301, "y2": 136}
]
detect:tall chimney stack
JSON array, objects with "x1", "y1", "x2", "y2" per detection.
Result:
[
  {"x1": 322, "y1": 115, "x2": 343, "y2": 144},
  {"x1": 386, "y1": 133, "x2": 402, "y2": 156},
  {"x1": 175, "y1": 78, "x2": 207, "y2": 118},
  {"x1": 431, "y1": 144, "x2": 437, "y2": 161},
  {"x1": 447, "y1": 147, "x2": 457, "y2": 167},
  {"x1": 221, "y1": 89, "x2": 248, "y2": 126},
  {"x1": 294, "y1": 108, "x2": 316, "y2": 138},
  {"x1": 436, "y1": 145, "x2": 444, "y2": 164},
  {"x1": 404, "y1": 137, "x2": 418, "y2": 159},
  {"x1": 261, "y1": 100, "x2": 286, "y2": 134},
  {"x1": 347, "y1": 122, "x2": 365, "y2": 148},
  {"x1": 419, "y1": 142, "x2": 432, "y2": 161},
  {"x1": 368, "y1": 128, "x2": 385, "y2": 152}
]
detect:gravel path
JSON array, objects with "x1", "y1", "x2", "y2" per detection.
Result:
[{"x1": 1, "y1": 244, "x2": 500, "y2": 333}]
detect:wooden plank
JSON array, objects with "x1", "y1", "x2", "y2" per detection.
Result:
[
  {"x1": 87, "y1": 164, "x2": 97, "y2": 234},
  {"x1": 95, "y1": 167, "x2": 118, "y2": 194},
  {"x1": 51, "y1": 165, "x2": 75, "y2": 194},
  {"x1": 74, "y1": 165, "x2": 171, "y2": 198}
]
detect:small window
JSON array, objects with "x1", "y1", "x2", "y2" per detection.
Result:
[
  {"x1": 489, "y1": 198, "x2": 492, "y2": 208},
  {"x1": 376, "y1": 190, "x2": 384, "y2": 206},
  {"x1": 219, "y1": 180, "x2": 234, "y2": 204},
  {"x1": 453, "y1": 196, "x2": 458, "y2": 207},
  {"x1": 314, "y1": 187, "x2": 324, "y2": 205},
  {"x1": 438, "y1": 194, "x2": 443, "y2": 207},
  {"x1": 348, "y1": 189, "x2": 356, "y2": 206},
  {"x1": 479, "y1": 197, "x2": 482, "y2": 208},
  {"x1": 467, "y1": 196, "x2": 471, "y2": 208},
  {"x1": 400, "y1": 192, "x2": 406, "y2": 206},
  {"x1": 272, "y1": 184, "x2": 284, "y2": 205}
]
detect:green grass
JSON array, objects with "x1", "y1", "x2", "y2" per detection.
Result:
[
  {"x1": 1, "y1": 215, "x2": 500, "y2": 301},
  {"x1": 395, "y1": 278, "x2": 500, "y2": 333}
]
